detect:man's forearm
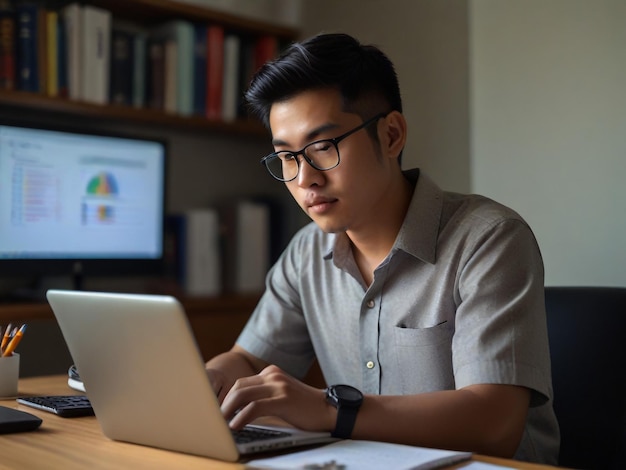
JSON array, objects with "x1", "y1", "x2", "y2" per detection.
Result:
[{"x1": 354, "y1": 384, "x2": 530, "y2": 458}]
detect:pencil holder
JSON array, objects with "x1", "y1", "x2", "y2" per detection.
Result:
[{"x1": 0, "y1": 353, "x2": 19, "y2": 397}]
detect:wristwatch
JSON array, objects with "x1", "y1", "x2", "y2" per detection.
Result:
[{"x1": 325, "y1": 384, "x2": 364, "y2": 439}]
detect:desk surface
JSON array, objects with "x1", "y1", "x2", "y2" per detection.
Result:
[{"x1": 1, "y1": 375, "x2": 557, "y2": 469}]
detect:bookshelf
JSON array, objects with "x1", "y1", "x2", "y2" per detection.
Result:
[
  {"x1": 0, "y1": 88, "x2": 268, "y2": 136},
  {"x1": 0, "y1": 1, "x2": 301, "y2": 363},
  {"x1": 0, "y1": 0, "x2": 299, "y2": 134}
]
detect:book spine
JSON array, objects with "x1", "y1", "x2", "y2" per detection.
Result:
[
  {"x1": 163, "y1": 38, "x2": 177, "y2": 113},
  {"x1": 109, "y1": 27, "x2": 133, "y2": 105},
  {"x1": 184, "y1": 209, "x2": 221, "y2": 296},
  {"x1": 163, "y1": 214, "x2": 186, "y2": 287},
  {"x1": 176, "y1": 21, "x2": 194, "y2": 116},
  {"x1": 146, "y1": 38, "x2": 164, "y2": 110},
  {"x1": 236, "y1": 35, "x2": 255, "y2": 118},
  {"x1": 56, "y1": 13, "x2": 67, "y2": 97},
  {"x1": 36, "y1": 5, "x2": 46, "y2": 93},
  {"x1": 15, "y1": 2, "x2": 38, "y2": 92},
  {"x1": 0, "y1": 0, "x2": 15, "y2": 90},
  {"x1": 192, "y1": 24, "x2": 207, "y2": 116},
  {"x1": 234, "y1": 201, "x2": 269, "y2": 293},
  {"x1": 221, "y1": 33, "x2": 240, "y2": 122},
  {"x1": 205, "y1": 24, "x2": 224, "y2": 120},
  {"x1": 62, "y1": 2, "x2": 81, "y2": 101},
  {"x1": 254, "y1": 34, "x2": 278, "y2": 72},
  {"x1": 221, "y1": 200, "x2": 270, "y2": 294},
  {"x1": 131, "y1": 32, "x2": 146, "y2": 108},
  {"x1": 81, "y1": 5, "x2": 111, "y2": 104},
  {"x1": 45, "y1": 10, "x2": 57, "y2": 96}
]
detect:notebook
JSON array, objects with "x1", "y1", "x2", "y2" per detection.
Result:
[{"x1": 46, "y1": 289, "x2": 335, "y2": 462}]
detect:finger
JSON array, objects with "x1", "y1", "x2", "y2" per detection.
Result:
[
  {"x1": 221, "y1": 381, "x2": 274, "y2": 420},
  {"x1": 227, "y1": 394, "x2": 281, "y2": 430}
]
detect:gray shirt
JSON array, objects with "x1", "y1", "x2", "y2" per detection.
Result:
[{"x1": 237, "y1": 169, "x2": 560, "y2": 464}]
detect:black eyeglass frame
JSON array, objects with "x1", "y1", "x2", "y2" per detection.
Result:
[{"x1": 260, "y1": 112, "x2": 388, "y2": 182}]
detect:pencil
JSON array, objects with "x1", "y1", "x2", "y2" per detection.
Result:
[
  {"x1": 1, "y1": 323, "x2": 12, "y2": 352},
  {"x1": 2, "y1": 324, "x2": 26, "y2": 357}
]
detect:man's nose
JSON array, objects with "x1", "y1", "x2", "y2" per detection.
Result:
[{"x1": 296, "y1": 156, "x2": 324, "y2": 187}]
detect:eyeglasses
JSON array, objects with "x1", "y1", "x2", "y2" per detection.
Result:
[{"x1": 260, "y1": 113, "x2": 387, "y2": 182}]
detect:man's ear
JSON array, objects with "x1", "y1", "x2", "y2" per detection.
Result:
[{"x1": 381, "y1": 111, "x2": 407, "y2": 160}]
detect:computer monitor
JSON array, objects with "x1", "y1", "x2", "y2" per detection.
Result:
[{"x1": 0, "y1": 120, "x2": 167, "y2": 292}]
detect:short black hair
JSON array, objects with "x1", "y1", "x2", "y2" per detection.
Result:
[{"x1": 245, "y1": 33, "x2": 402, "y2": 128}]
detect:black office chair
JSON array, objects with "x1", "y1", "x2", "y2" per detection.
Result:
[{"x1": 545, "y1": 286, "x2": 626, "y2": 470}]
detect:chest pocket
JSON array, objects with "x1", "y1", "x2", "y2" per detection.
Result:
[{"x1": 393, "y1": 322, "x2": 455, "y2": 393}]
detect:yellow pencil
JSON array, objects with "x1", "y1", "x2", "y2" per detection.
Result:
[
  {"x1": 1, "y1": 323, "x2": 12, "y2": 352},
  {"x1": 2, "y1": 324, "x2": 26, "y2": 357}
]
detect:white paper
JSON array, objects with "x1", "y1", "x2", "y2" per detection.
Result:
[
  {"x1": 459, "y1": 463, "x2": 515, "y2": 470},
  {"x1": 246, "y1": 440, "x2": 472, "y2": 470}
]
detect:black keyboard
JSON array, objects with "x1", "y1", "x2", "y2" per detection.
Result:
[
  {"x1": 17, "y1": 395, "x2": 95, "y2": 418},
  {"x1": 232, "y1": 426, "x2": 291, "y2": 443}
]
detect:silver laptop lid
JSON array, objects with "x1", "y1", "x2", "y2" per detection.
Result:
[{"x1": 47, "y1": 289, "x2": 240, "y2": 461}]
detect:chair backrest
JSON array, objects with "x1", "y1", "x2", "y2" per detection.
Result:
[{"x1": 545, "y1": 286, "x2": 626, "y2": 470}]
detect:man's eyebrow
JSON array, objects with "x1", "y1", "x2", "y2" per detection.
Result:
[{"x1": 271, "y1": 122, "x2": 341, "y2": 147}]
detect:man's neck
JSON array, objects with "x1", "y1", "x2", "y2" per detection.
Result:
[{"x1": 347, "y1": 172, "x2": 414, "y2": 286}]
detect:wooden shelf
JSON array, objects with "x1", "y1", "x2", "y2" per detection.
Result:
[{"x1": 0, "y1": 89, "x2": 269, "y2": 137}]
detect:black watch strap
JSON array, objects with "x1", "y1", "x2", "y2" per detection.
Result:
[
  {"x1": 326, "y1": 385, "x2": 363, "y2": 439},
  {"x1": 333, "y1": 404, "x2": 359, "y2": 439}
]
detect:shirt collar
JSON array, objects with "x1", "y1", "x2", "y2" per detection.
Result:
[
  {"x1": 324, "y1": 169, "x2": 443, "y2": 265},
  {"x1": 394, "y1": 169, "x2": 442, "y2": 264}
]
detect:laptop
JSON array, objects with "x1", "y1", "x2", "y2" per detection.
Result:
[{"x1": 46, "y1": 289, "x2": 335, "y2": 462}]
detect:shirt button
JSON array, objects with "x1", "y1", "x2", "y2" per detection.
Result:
[
  {"x1": 366, "y1": 299, "x2": 375, "y2": 308},
  {"x1": 366, "y1": 361, "x2": 375, "y2": 369}
]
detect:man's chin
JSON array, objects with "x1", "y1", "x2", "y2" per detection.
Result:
[{"x1": 310, "y1": 218, "x2": 346, "y2": 234}]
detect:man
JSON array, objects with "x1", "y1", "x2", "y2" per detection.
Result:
[{"x1": 206, "y1": 33, "x2": 559, "y2": 464}]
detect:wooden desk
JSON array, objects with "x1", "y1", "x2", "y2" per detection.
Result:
[{"x1": 0, "y1": 375, "x2": 558, "y2": 469}]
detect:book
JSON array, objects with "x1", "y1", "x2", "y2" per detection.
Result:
[
  {"x1": 56, "y1": 11, "x2": 67, "y2": 97},
  {"x1": 221, "y1": 33, "x2": 240, "y2": 122},
  {"x1": 109, "y1": 24, "x2": 134, "y2": 105},
  {"x1": 45, "y1": 10, "x2": 57, "y2": 96},
  {"x1": 166, "y1": 210, "x2": 221, "y2": 297},
  {"x1": 221, "y1": 199, "x2": 270, "y2": 294},
  {"x1": 236, "y1": 200, "x2": 270, "y2": 293},
  {"x1": 247, "y1": 440, "x2": 473, "y2": 470},
  {"x1": 81, "y1": 4, "x2": 111, "y2": 104},
  {"x1": 131, "y1": 30, "x2": 146, "y2": 109},
  {"x1": 254, "y1": 34, "x2": 278, "y2": 72},
  {"x1": 146, "y1": 37, "x2": 165, "y2": 110},
  {"x1": 236, "y1": 34, "x2": 256, "y2": 118},
  {"x1": 15, "y1": 1, "x2": 38, "y2": 92},
  {"x1": 0, "y1": 0, "x2": 15, "y2": 90},
  {"x1": 192, "y1": 24, "x2": 207, "y2": 116},
  {"x1": 35, "y1": 4, "x2": 46, "y2": 93},
  {"x1": 163, "y1": 38, "x2": 177, "y2": 113},
  {"x1": 61, "y1": 2, "x2": 81, "y2": 100},
  {"x1": 205, "y1": 24, "x2": 224, "y2": 120},
  {"x1": 152, "y1": 20, "x2": 194, "y2": 116}
]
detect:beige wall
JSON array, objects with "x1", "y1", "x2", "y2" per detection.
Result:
[
  {"x1": 299, "y1": 0, "x2": 471, "y2": 193},
  {"x1": 470, "y1": 0, "x2": 626, "y2": 286},
  {"x1": 298, "y1": 0, "x2": 625, "y2": 286}
]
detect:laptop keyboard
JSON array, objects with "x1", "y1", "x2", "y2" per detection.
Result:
[{"x1": 232, "y1": 426, "x2": 292, "y2": 443}]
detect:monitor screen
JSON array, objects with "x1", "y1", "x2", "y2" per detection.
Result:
[{"x1": 0, "y1": 121, "x2": 167, "y2": 281}]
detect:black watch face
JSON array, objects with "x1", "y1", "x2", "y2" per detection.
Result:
[{"x1": 335, "y1": 385, "x2": 363, "y2": 403}]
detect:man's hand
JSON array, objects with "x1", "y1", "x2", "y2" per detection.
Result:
[
  {"x1": 204, "y1": 345, "x2": 271, "y2": 403},
  {"x1": 205, "y1": 368, "x2": 229, "y2": 403},
  {"x1": 220, "y1": 364, "x2": 335, "y2": 433}
]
